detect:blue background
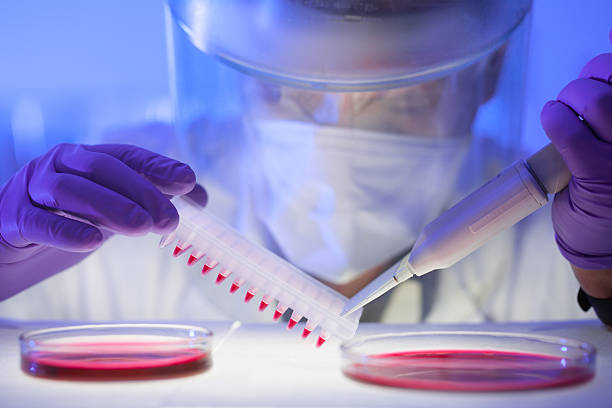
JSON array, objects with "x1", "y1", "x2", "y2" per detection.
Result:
[{"x1": 0, "y1": 0, "x2": 611, "y2": 184}]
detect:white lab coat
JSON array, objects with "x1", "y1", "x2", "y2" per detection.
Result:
[{"x1": 0, "y1": 127, "x2": 595, "y2": 323}]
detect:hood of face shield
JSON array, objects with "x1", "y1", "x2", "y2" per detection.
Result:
[{"x1": 167, "y1": 0, "x2": 532, "y2": 91}]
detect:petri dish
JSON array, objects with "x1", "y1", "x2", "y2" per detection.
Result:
[
  {"x1": 341, "y1": 331, "x2": 596, "y2": 391},
  {"x1": 20, "y1": 324, "x2": 213, "y2": 380}
]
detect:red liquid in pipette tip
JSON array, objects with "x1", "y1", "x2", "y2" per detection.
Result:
[
  {"x1": 187, "y1": 255, "x2": 201, "y2": 266},
  {"x1": 22, "y1": 345, "x2": 211, "y2": 381},
  {"x1": 216, "y1": 272, "x2": 229, "y2": 284},
  {"x1": 244, "y1": 291, "x2": 255, "y2": 303},
  {"x1": 316, "y1": 336, "x2": 327, "y2": 348},
  {"x1": 201, "y1": 264, "x2": 214, "y2": 275},
  {"x1": 287, "y1": 319, "x2": 298, "y2": 329},
  {"x1": 173, "y1": 245, "x2": 190, "y2": 257},
  {"x1": 343, "y1": 349, "x2": 594, "y2": 391},
  {"x1": 273, "y1": 309, "x2": 283, "y2": 321},
  {"x1": 259, "y1": 300, "x2": 270, "y2": 311},
  {"x1": 229, "y1": 283, "x2": 240, "y2": 294},
  {"x1": 302, "y1": 328, "x2": 312, "y2": 339}
]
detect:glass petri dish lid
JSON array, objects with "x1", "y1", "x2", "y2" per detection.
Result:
[
  {"x1": 341, "y1": 331, "x2": 596, "y2": 391},
  {"x1": 20, "y1": 323, "x2": 213, "y2": 380}
]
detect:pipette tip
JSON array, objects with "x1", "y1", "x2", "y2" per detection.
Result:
[
  {"x1": 187, "y1": 255, "x2": 199, "y2": 265},
  {"x1": 258, "y1": 300, "x2": 269, "y2": 312},
  {"x1": 287, "y1": 319, "x2": 298, "y2": 329},
  {"x1": 316, "y1": 336, "x2": 327, "y2": 348},
  {"x1": 244, "y1": 291, "x2": 255, "y2": 303},
  {"x1": 158, "y1": 232, "x2": 176, "y2": 248},
  {"x1": 230, "y1": 283, "x2": 240, "y2": 294},
  {"x1": 273, "y1": 309, "x2": 283, "y2": 321},
  {"x1": 341, "y1": 268, "x2": 405, "y2": 316},
  {"x1": 302, "y1": 328, "x2": 312, "y2": 339},
  {"x1": 173, "y1": 245, "x2": 189, "y2": 257},
  {"x1": 341, "y1": 303, "x2": 364, "y2": 317},
  {"x1": 216, "y1": 273, "x2": 228, "y2": 284}
]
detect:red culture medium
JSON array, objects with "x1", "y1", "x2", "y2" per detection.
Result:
[
  {"x1": 343, "y1": 349, "x2": 594, "y2": 391},
  {"x1": 22, "y1": 342, "x2": 211, "y2": 381}
]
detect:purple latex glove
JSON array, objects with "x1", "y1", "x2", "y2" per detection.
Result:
[
  {"x1": 0, "y1": 143, "x2": 207, "y2": 299},
  {"x1": 541, "y1": 44, "x2": 612, "y2": 270}
]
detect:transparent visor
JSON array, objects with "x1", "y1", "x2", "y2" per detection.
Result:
[
  {"x1": 166, "y1": 0, "x2": 533, "y2": 285},
  {"x1": 168, "y1": 0, "x2": 532, "y2": 92}
]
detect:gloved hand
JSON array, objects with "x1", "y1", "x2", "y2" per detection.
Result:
[
  {"x1": 0, "y1": 143, "x2": 207, "y2": 299},
  {"x1": 540, "y1": 45, "x2": 612, "y2": 271}
]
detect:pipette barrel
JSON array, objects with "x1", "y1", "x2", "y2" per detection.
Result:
[{"x1": 398, "y1": 143, "x2": 569, "y2": 280}]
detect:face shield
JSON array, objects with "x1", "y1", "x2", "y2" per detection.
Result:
[
  {"x1": 169, "y1": 0, "x2": 529, "y2": 91},
  {"x1": 165, "y1": 0, "x2": 532, "y2": 284}
]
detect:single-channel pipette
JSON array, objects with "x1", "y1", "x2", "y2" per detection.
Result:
[{"x1": 342, "y1": 143, "x2": 571, "y2": 316}]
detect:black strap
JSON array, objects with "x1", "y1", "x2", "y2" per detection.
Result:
[{"x1": 577, "y1": 288, "x2": 612, "y2": 325}]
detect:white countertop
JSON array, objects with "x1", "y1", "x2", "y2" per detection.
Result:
[{"x1": 0, "y1": 319, "x2": 610, "y2": 408}]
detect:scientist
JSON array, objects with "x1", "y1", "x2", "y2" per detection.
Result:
[{"x1": 0, "y1": 3, "x2": 611, "y2": 325}]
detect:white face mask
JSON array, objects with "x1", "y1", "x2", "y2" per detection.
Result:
[{"x1": 249, "y1": 120, "x2": 470, "y2": 283}]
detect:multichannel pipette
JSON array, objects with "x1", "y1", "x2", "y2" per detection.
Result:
[
  {"x1": 160, "y1": 197, "x2": 363, "y2": 347},
  {"x1": 342, "y1": 143, "x2": 571, "y2": 316}
]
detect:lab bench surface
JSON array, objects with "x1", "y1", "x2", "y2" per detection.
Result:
[{"x1": 0, "y1": 319, "x2": 610, "y2": 408}]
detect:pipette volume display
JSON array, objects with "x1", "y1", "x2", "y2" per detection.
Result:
[{"x1": 160, "y1": 197, "x2": 362, "y2": 346}]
